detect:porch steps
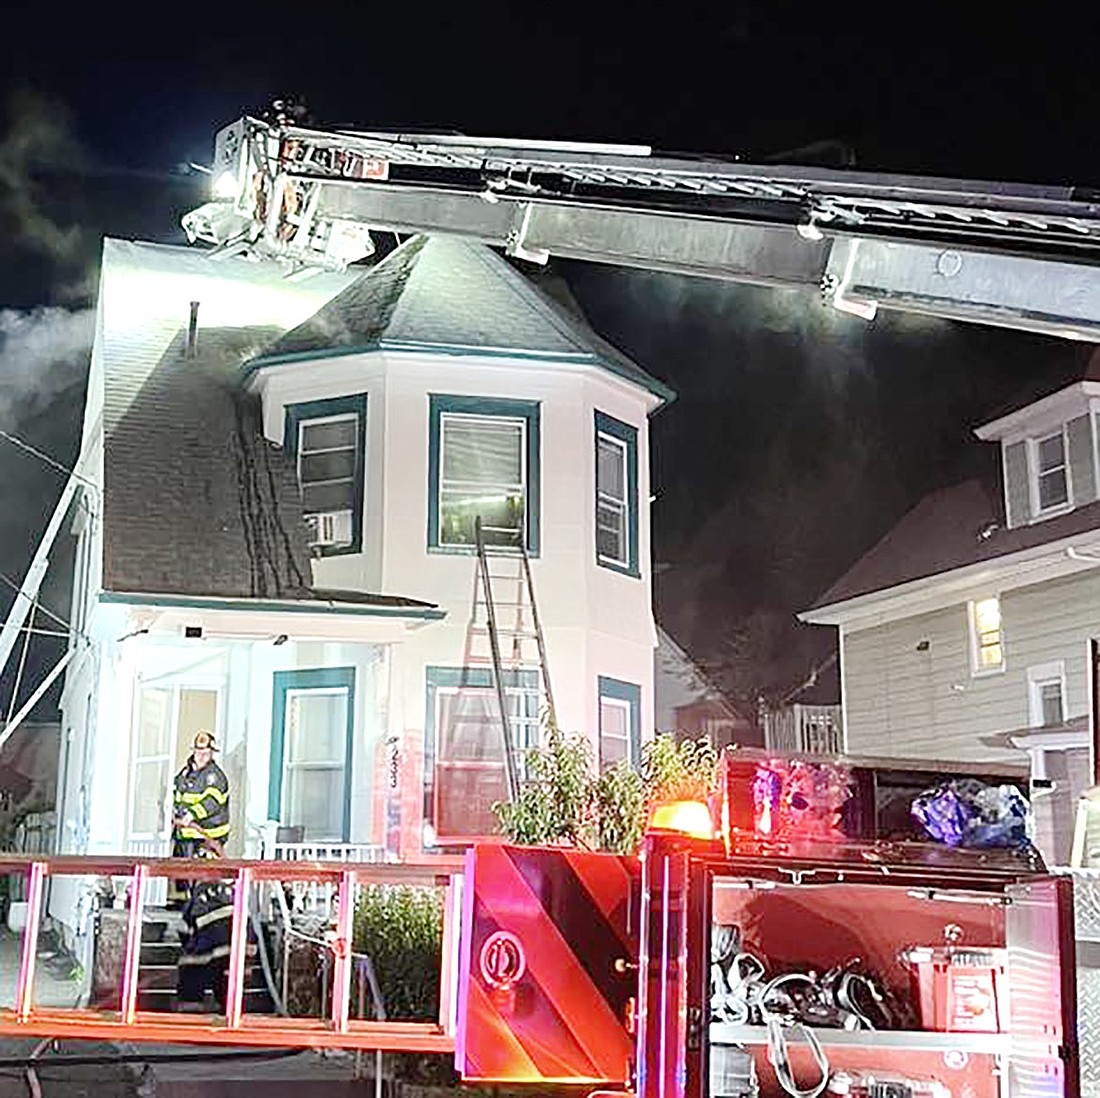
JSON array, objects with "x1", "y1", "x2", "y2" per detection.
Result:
[{"x1": 93, "y1": 907, "x2": 276, "y2": 1013}]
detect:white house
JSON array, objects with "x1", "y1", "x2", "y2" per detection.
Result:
[
  {"x1": 53, "y1": 234, "x2": 672, "y2": 930},
  {"x1": 801, "y1": 349, "x2": 1100, "y2": 864}
]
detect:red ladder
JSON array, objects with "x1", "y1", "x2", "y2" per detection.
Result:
[{"x1": 0, "y1": 853, "x2": 463, "y2": 1050}]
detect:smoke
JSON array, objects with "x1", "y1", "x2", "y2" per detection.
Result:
[
  {"x1": 0, "y1": 89, "x2": 91, "y2": 299},
  {"x1": 0, "y1": 307, "x2": 93, "y2": 428}
]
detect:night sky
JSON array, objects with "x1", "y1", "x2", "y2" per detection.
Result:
[{"x1": 0, "y1": 6, "x2": 1098, "y2": 718}]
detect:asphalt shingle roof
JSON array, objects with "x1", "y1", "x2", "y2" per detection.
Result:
[
  {"x1": 97, "y1": 239, "x2": 434, "y2": 610},
  {"x1": 813, "y1": 478, "x2": 1100, "y2": 609},
  {"x1": 255, "y1": 235, "x2": 675, "y2": 405}
]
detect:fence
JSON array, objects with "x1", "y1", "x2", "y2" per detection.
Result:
[{"x1": 762, "y1": 704, "x2": 843, "y2": 755}]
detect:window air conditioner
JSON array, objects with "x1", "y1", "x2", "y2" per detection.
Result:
[{"x1": 306, "y1": 509, "x2": 354, "y2": 547}]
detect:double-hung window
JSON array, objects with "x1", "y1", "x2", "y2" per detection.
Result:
[
  {"x1": 428, "y1": 396, "x2": 540, "y2": 552},
  {"x1": 426, "y1": 667, "x2": 541, "y2": 843},
  {"x1": 595, "y1": 412, "x2": 639, "y2": 576},
  {"x1": 285, "y1": 395, "x2": 367, "y2": 555},
  {"x1": 598, "y1": 676, "x2": 641, "y2": 769},
  {"x1": 969, "y1": 596, "x2": 1005, "y2": 674},
  {"x1": 270, "y1": 667, "x2": 356, "y2": 843},
  {"x1": 1035, "y1": 430, "x2": 1069, "y2": 512},
  {"x1": 1027, "y1": 661, "x2": 1067, "y2": 728}
]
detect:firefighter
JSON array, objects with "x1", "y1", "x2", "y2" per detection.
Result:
[
  {"x1": 175, "y1": 851, "x2": 234, "y2": 1011},
  {"x1": 169, "y1": 731, "x2": 230, "y2": 906}
]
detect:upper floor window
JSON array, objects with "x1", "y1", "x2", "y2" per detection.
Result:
[
  {"x1": 285, "y1": 394, "x2": 367, "y2": 556},
  {"x1": 1034, "y1": 430, "x2": 1069, "y2": 512},
  {"x1": 969, "y1": 596, "x2": 1004, "y2": 674},
  {"x1": 428, "y1": 396, "x2": 540, "y2": 553},
  {"x1": 595, "y1": 412, "x2": 639, "y2": 577}
]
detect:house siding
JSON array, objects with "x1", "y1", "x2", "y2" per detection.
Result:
[
  {"x1": 1003, "y1": 440, "x2": 1030, "y2": 528},
  {"x1": 843, "y1": 567, "x2": 1100, "y2": 762},
  {"x1": 1068, "y1": 414, "x2": 1096, "y2": 507}
]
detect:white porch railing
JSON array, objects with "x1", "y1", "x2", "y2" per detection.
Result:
[
  {"x1": 762, "y1": 704, "x2": 843, "y2": 755},
  {"x1": 266, "y1": 840, "x2": 389, "y2": 915}
]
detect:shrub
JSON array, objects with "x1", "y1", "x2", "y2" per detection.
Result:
[{"x1": 496, "y1": 730, "x2": 720, "y2": 856}]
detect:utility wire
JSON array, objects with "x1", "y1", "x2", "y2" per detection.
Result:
[
  {"x1": 0, "y1": 573, "x2": 70, "y2": 632},
  {"x1": 0, "y1": 430, "x2": 95, "y2": 493}
]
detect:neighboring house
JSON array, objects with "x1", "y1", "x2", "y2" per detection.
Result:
[
  {"x1": 801, "y1": 349, "x2": 1100, "y2": 864},
  {"x1": 53, "y1": 233, "x2": 671, "y2": 935},
  {"x1": 654, "y1": 626, "x2": 757, "y2": 746}
]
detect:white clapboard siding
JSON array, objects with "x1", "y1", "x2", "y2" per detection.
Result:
[{"x1": 844, "y1": 567, "x2": 1100, "y2": 762}]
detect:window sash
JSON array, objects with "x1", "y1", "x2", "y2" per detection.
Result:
[
  {"x1": 298, "y1": 413, "x2": 358, "y2": 517},
  {"x1": 1038, "y1": 681, "x2": 1064, "y2": 726},
  {"x1": 438, "y1": 413, "x2": 527, "y2": 546},
  {"x1": 599, "y1": 696, "x2": 633, "y2": 768},
  {"x1": 283, "y1": 687, "x2": 350, "y2": 841},
  {"x1": 597, "y1": 433, "x2": 629, "y2": 566},
  {"x1": 971, "y1": 598, "x2": 1003, "y2": 671},
  {"x1": 1036, "y1": 432, "x2": 1068, "y2": 511}
]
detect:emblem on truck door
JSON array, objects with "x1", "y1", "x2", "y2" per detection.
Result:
[{"x1": 479, "y1": 930, "x2": 526, "y2": 989}]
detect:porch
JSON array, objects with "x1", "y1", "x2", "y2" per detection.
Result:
[{"x1": 761, "y1": 703, "x2": 844, "y2": 754}]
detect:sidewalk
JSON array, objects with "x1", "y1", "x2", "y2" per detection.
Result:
[{"x1": 0, "y1": 927, "x2": 82, "y2": 1009}]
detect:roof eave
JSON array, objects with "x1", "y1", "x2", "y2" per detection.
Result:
[
  {"x1": 800, "y1": 529, "x2": 1100, "y2": 628},
  {"x1": 244, "y1": 338, "x2": 676, "y2": 407},
  {"x1": 100, "y1": 589, "x2": 446, "y2": 621}
]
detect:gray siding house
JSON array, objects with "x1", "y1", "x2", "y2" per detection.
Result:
[{"x1": 801, "y1": 350, "x2": 1100, "y2": 865}]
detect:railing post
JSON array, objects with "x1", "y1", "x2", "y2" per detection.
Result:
[
  {"x1": 330, "y1": 870, "x2": 355, "y2": 1033},
  {"x1": 119, "y1": 863, "x2": 149, "y2": 1024},
  {"x1": 224, "y1": 867, "x2": 251, "y2": 1028},
  {"x1": 15, "y1": 861, "x2": 47, "y2": 1022}
]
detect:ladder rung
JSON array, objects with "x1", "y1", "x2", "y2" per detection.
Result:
[{"x1": 469, "y1": 627, "x2": 539, "y2": 639}]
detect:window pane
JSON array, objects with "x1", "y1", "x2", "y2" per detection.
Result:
[
  {"x1": 1038, "y1": 434, "x2": 1064, "y2": 473},
  {"x1": 974, "y1": 598, "x2": 1000, "y2": 636},
  {"x1": 979, "y1": 642, "x2": 1002, "y2": 669},
  {"x1": 137, "y1": 689, "x2": 171, "y2": 757},
  {"x1": 303, "y1": 481, "x2": 356, "y2": 513},
  {"x1": 1039, "y1": 468, "x2": 1068, "y2": 509},
  {"x1": 440, "y1": 491, "x2": 523, "y2": 546},
  {"x1": 285, "y1": 767, "x2": 343, "y2": 840},
  {"x1": 1040, "y1": 682, "x2": 1064, "y2": 726},
  {"x1": 132, "y1": 761, "x2": 168, "y2": 834},
  {"x1": 301, "y1": 419, "x2": 356, "y2": 452},
  {"x1": 434, "y1": 764, "x2": 506, "y2": 839},
  {"x1": 300, "y1": 450, "x2": 355, "y2": 483},
  {"x1": 442, "y1": 417, "x2": 523, "y2": 483},
  {"x1": 597, "y1": 437, "x2": 626, "y2": 500},
  {"x1": 597, "y1": 500, "x2": 626, "y2": 562},
  {"x1": 600, "y1": 699, "x2": 629, "y2": 739},
  {"x1": 287, "y1": 691, "x2": 347, "y2": 764}
]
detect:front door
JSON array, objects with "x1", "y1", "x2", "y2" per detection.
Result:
[{"x1": 129, "y1": 685, "x2": 221, "y2": 853}]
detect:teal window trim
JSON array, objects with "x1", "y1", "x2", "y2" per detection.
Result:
[
  {"x1": 269, "y1": 666, "x2": 356, "y2": 841},
  {"x1": 284, "y1": 394, "x2": 368, "y2": 557},
  {"x1": 423, "y1": 665, "x2": 540, "y2": 850},
  {"x1": 598, "y1": 675, "x2": 642, "y2": 769},
  {"x1": 595, "y1": 411, "x2": 640, "y2": 578},
  {"x1": 427, "y1": 395, "x2": 541, "y2": 555}
]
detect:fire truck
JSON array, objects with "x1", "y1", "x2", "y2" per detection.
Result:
[
  {"x1": 1, "y1": 109, "x2": 1099, "y2": 1095},
  {"x1": 0, "y1": 747, "x2": 1085, "y2": 1098}
]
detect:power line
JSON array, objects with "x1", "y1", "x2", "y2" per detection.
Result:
[{"x1": 0, "y1": 429, "x2": 97, "y2": 494}]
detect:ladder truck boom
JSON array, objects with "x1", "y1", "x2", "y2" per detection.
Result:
[{"x1": 183, "y1": 113, "x2": 1100, "y2": 339}]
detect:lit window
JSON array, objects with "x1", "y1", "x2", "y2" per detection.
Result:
[
  {"x1": 595, "y1": 412, "x2": 639, "y2": 576},
  {"x1": 428, "y1": 396, "x2": 540, "y2": 553},
  {"x1": 285, "y1": 395, "x2": 366, "y2": 555},
  {"x1": 440, "y1": 414, "x2": 526, "y2": 546},
  {"x1": 1036, "y1": 432, "x2": 1068, "y2": 511},
  {"x1": 970, "y1": 597, "x2": 1004, "y2": 673}
]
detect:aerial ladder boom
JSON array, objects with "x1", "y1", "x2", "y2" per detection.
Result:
[{"x1": 184, "y1": 114, "x2": 1100, "y2": 340}]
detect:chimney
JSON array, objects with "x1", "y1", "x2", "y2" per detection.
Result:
[{"x1": 185, "y1": 301, "x2": 200, "y2": 357}]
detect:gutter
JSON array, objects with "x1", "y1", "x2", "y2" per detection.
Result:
[{"x1": 99, "y1": 590, "x2": 447, "y2": 621}]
